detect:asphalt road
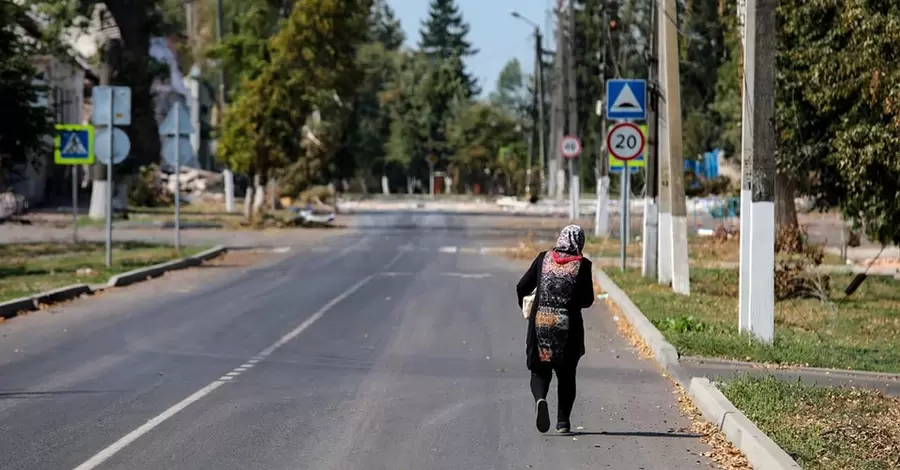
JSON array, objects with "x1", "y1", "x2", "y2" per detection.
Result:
[{"x1": 0, "y1": 212, "x2": 714, "y2": 469}]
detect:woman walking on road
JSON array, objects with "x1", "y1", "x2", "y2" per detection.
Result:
[{"x1": 516, "y1": 225, "x2": 595, "y2": 434}]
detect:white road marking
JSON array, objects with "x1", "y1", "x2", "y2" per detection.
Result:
[
  {"x1": 438, "y1": 246, "x2": 458, "y2": 253},
  {"x1": 72, "y1": 251, "x2": 404, "y2": 470},
  {"x1": 439, "y1": 272, "x2": 492, "y2": 279},
  {"x1": 272, "y1": 246, "x2": 291, "y2": 253}
]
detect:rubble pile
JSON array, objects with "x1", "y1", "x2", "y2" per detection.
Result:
[{"x1": 159, "y1": 166, "x2": 225, "y2": 204}]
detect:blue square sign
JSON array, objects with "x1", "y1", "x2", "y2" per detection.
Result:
[
  {"x1": 54, "y1": 124, "x2": 95, "y2": 165},
  {"x1": 605, "y1": 79, "x2": 647, "y2": 120}
]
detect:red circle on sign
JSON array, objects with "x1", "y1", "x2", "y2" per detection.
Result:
[
  {"x1": 560, "y1": 135, "x2": 582, "y2": 158},
  {"x1": 606, "y1": 122, "x2": 645, "y2": 161}
]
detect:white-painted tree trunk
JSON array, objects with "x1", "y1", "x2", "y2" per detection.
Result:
[
  {"x1": 593, "y1": 176, "x2": 610, "y2": 236},
  {"x1": 88, "y1": 180, "x2": 109, "y2": 219},
  {"x1": 642, "y1": 198, "x2": 658, "y2": 277}
]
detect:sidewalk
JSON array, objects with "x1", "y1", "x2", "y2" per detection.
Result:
[{"x1": 677, "y1": 356, "x2": 900, "y2": 397}]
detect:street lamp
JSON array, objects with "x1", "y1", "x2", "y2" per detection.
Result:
[{"x1": 510, "y1": 10, "x2": 546, "y2": 198}]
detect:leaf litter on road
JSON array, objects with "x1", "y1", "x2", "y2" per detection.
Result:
[{"x1": 600, "y1": 295, "x2": 751, "y2": 469}]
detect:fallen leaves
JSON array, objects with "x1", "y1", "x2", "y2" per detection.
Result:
[{"x1": 602, "y1": 295, "x2": 752, "y2": 469}]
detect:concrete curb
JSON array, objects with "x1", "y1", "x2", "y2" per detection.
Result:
[
  {"x1": 0, "y1": 245, "x2": 228, "y2": 320},
  {"x1": 689, "y1": 378, "x2": 801, "y2": 469},
  {"x1": 683, "y1": 356, "x2": 900, "y2": 381},
  {"x1": 105, "y1": 245, "x2": 227, "y2": 287},
  {"x1": 592, "y1": 267, "x2": 680, "y2": 370},
  {"x1": 592, "y1": 266, "x2": 802, "y2": 469},
  {"x1": 0, "y1": 284, "x2": 92, "y2": 320}
]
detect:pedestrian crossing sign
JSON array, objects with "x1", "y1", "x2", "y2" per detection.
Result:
[{"x1": 54, "y1": 124, "x2": 95, "y2": 165}]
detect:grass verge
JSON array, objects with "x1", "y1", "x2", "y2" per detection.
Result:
[
  {"x1": 605, "y1": 267, "x2": 900, "y2": 373},
  {"x1": 721, "y1": 375, "x2": 900, "y2": 469},
  {"x1": 0, "y1": 241, "x2": 207, "y2": 302}
]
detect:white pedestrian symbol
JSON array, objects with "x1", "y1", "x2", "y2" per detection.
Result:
[
  {"x1": 610, "y1": 84, "x2": 640, "y2": 112},
  {"x1": 62, "y1": 133, "x2": 88, "y2": 156}
]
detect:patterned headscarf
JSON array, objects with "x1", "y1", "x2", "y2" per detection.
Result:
[{"x1": 554, "y1": 224, "x2": 585, "y2": 255}]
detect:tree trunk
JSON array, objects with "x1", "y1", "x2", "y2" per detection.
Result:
[{"x1": 775, "y1": 171, "x2": 798, "y2": 230}]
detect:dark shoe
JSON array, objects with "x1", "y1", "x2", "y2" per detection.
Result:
[
  {"x1": 535, "y1": 399, "x2": 550, "y2": 433},
  {"x1": 556, "y1": 422, "x2": 571, "y2": 434}
]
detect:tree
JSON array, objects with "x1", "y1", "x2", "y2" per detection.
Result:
[
  {"x1": 418, "y1": 0, "x2": 479, "y2": 98},
  {"x1": 0, "y1": 2, "x2": 52, "y2": 186},
  {"x1": 369, "y1": 0, "x2": 404, "y2": 50},
  {"x1": 217, "y1": 0, "x2": 373, "y2": 211},
  {"x1": 489, "y1": 58, "x2": 529, "y2": 119}
]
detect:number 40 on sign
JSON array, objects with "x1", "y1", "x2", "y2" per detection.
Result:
[{"x1": 607, "y1": 122, "x2": 645, "y2": 162}]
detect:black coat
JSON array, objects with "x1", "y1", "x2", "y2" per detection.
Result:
[{"x1": 516, "y1": 251, "x2": 595, "y2": 370}]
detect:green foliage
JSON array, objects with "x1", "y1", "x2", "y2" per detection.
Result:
[
  {"x1": 217, "y1": 0, "x2": 373, "y2": 191},
  {"x1": 418, "y1": 0, "x2": 479, "y2": 98},
  {"x1": 0, "y1": 1, "x2": 52, "y2": 184}
]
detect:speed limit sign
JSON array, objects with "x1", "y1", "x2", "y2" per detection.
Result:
[
  {"x1": 560, "y1": 135, "x2": 582, "y2": 158},
  {"x1": 607, "y1": 122, "x2": 645, "y2": 161}
]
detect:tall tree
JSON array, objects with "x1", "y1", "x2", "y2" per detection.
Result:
[
  {"x1": 369, "y1": 0, "x2": 404, "y2": 50},
  {"x1": 0, "y1": 2, "x2": 52, "y2": 186},
  {"x1": 489, "y1": 58, "x2": 529, "y2": 119},
  {"x1": 418, "y1": 0, "x2": 479, "y2": 97}
]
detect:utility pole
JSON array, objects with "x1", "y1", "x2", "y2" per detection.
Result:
[
  {"x1": 737, "y1": 0, "x2": 753, "y2": 332},
  {"x1": 535, "y1": 29, "x2": 547, "y2": 196},
  {"x1": 745, "y1": 0, "x2": 776, "y2": 342},
  {"x1": 641, "y1": 0, "x2": 659, "y2": 278},
  {"x1": 594, "y1": 1, "x2": 613, "y2": 236},
  {"x1": 566, "y1": 0, "x2": 579, "y2": 220},
  {"x1": 656, "y1": 4, "x2": 671, "y2": 285},
  {"x1": 661, "y1": 0, "x2": 690, "y2": 294},
  {"x1": 550, "y1": 4, "x2": 566, "y2": 201}
]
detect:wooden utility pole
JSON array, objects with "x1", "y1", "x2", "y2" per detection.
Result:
[
  {"x1": 746, "y1": 0, "x2": 777, "y2": 342},
  {"x1": 641, "y1": 0, "x2": 659, "y2": 278},
  {"x1": 661, "y1": 0, "x2": 690, "y2": 294},
  {"x1": 566, "y1": 0, "x2": 579, "y2": 219}
]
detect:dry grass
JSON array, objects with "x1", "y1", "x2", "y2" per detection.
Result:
[{"x1": 722, "y1": 375, "x2": 900, "y2": 469}]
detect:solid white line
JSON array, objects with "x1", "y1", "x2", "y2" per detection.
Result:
[{"x1": 72, "y1": 251, "x2": 404, "y2": 470}]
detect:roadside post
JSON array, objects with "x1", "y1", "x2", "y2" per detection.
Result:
[
  {"x1": 607, "y1": 122, "x2": 645, "y2": 270},
  {"x1": 54, "y1": 124, "x2": 95, "y2": 243},
  {"x1": 160, "y1": 101, "x2": 195, "y2": 253},
  {"x1": 92, "y1": 86, "x2": 131, "y2": 267},
  {"x1": 560, "y1": 135, "x2": 582, "y2": 220}
]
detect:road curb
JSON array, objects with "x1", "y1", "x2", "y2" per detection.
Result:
[
  {"x1": 592, "y1": 266, "x2": 802, "y2": 469},
  {"x1": 689, "y1": 378, "x2": 801, "y2": 469},
  {"x1": 106, "y1": 245, "x2": 227, "y2": 287},
  {"x1": 682, "y1": 356, "x2": 900, "y2": 381},
  {"x1": 0, "y1": 245, "x2": 228, "y2": 320},
  {"x1": 592, "y1": 267, "x2": 680, "y2": 371}
]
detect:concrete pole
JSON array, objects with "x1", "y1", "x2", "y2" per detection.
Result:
[
  {"x1": 747, "y1": 0, "x2": 777, "y2": 343},
  {"x1": 535, "y1": 29, "x2": 547, "y2": 195},
  {"x1": 656, "y1": 8, "x2": 672, "y2": 285},
  {"x1": 738, "y1": 0, "x2": 755, "y2": 332},
  {"x1": 662, "y1": 0, "x2": 690, "y2": 294},
  {"x1": 566, "y1": 0, "x2": 579, "y2": 220},
  {"x1": 642, "y1": 0, "x2": 659, "y2": 278}
]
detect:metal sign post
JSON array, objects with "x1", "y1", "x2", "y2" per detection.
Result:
[
  {"x1": 560, "y1": 135, "x2": 582, "y2": 220},
  {"x1": 607, "y1": 122, "x2": 645, "y2": 270},
  {"x1": 54, "y1": 124, "x2": 95, "y2": 243},
  {"x1": 160, "y1": 101, "x2": 195, "y2": 253},
  {"x1": 92, "y1": 86, "x2": 132, "y2": 267}
]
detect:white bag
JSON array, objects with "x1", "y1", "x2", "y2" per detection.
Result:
[{"x1": 522, "y1": 288, "x2": 536, "y2": 320}]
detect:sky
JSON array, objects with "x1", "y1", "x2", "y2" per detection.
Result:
[{"x1": 389, "y1": 0, "x2": 555, "y2": 97}]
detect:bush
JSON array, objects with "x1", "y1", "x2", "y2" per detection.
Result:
[{"x1": 774, "y1": 225, "x2": 830, "y2": 301}]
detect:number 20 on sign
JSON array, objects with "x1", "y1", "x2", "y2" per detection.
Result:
[{"x1": 607, "y1": 122, "x2": 645, "y2": 161}]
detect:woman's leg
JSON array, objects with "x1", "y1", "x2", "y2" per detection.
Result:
[
  {"x1": 555, "y1": 362, "x2": 578, "y2": 424},
  {"x1": 530, "y1": 364, "x2": 553, "y2": 401}
]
